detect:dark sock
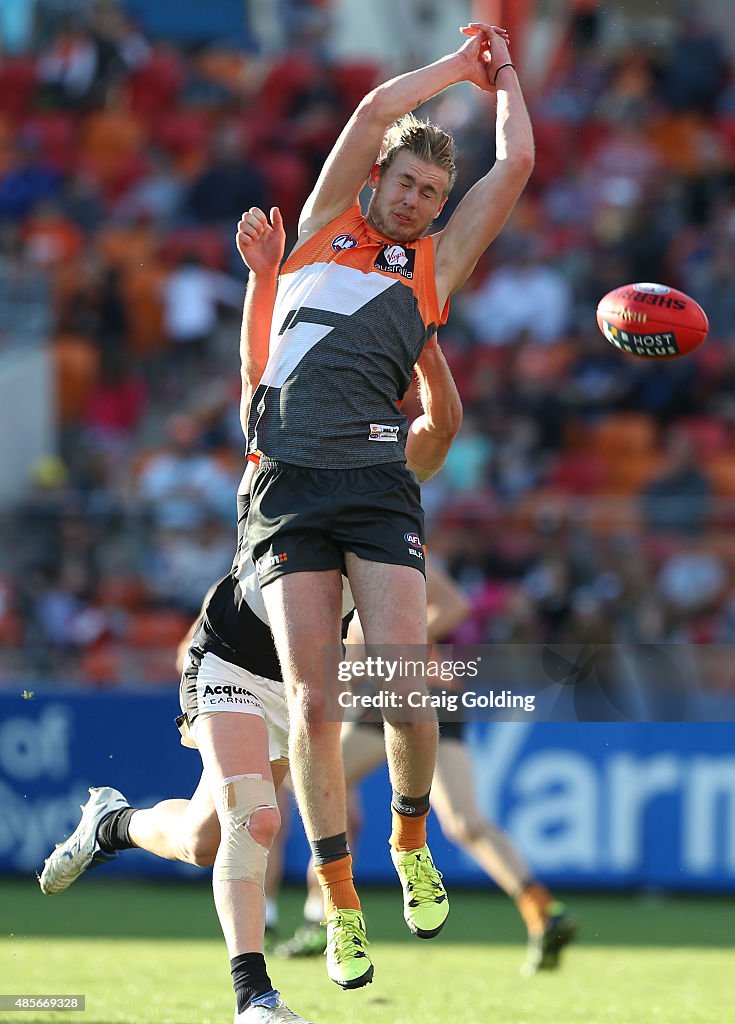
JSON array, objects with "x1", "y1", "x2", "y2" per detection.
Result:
[
  {"x1": 230, "y1": 952, "x2": 274, "y2": 1013},
  {"x1": 391, "y1": 789, "x2": 430, "y2": 817},
  {"x1": 96, "y1": 807, "x2": 136, "y2": 854},
  {"x1": 310, "y1": 832, "x2": 350, "y2": 866}
]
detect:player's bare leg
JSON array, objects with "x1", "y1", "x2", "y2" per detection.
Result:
[
  {"x1": 261, "y1": 569, "x2": 373, "y2": 989},
  {"x1": 432, "y1": 737, "x2": 576, "y2": 973},
  {"x1": 127, "y1": 774, "x2": 220, "y2": 865},
  {"x1": 345, "y1": 553, "x2": 448, "y2": 939},
  {"x1": 275, "y1": 722, "x2": 386, "y2": 959}
]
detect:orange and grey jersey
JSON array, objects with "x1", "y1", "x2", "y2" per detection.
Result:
[{"x1": 247, "y1": 204, "x2": 449, "y2": 469}]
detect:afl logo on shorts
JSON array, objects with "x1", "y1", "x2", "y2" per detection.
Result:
[
  {"x1": 331, "y1": 233, "x2": 358, "y2": 251},
  {"x1": 404, "y1": 532, "x2": 422, "y2": 547}
]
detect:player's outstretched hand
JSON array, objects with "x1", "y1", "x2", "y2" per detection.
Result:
[
  {"x1": 236, "y1": 206, "x2": 285, "y2": 275},
  {"x1": 459, "y1": 23, "x2": 512, "y2": 93}
]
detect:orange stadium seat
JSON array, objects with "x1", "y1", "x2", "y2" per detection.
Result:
[
  {"x1": 592, "y1": 413, "x2": 658, "y2": 456},
  {"x1": 51, "y1": 334, "x2": 100, "y2": 423},
  {"x1": 80, "y1": 110, "x2": 146, "y2": 195},
  {"x1": 120, "y1": 263, "x2": 166, "y2": 355},
  {"x1": 704, "y1": 454, "x2": 735, "y2": 497},
  {"x1": 126, "y1": 609, "x2": 190, "y2": 648},
  {"x1": 605, "y1": 452, "x2": 664, "y2": 495}
]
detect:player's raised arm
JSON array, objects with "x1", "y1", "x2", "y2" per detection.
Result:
[
  {"x1": 296, "y1": 27, "x2": 504, "y2": 246},
  {"x1": 235, "y1": 206, "x2": 286, "y2": 435},
  {"x1": 434, "y1": 24, "x2": 535, "y2": 306},
  {"x1": 405, "y1": 334, "x2": 463, "y2": 482}
]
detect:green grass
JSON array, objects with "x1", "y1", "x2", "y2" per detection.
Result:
[{"x1": 2, "y1": 880, "x2": 734, "y2": 1024}]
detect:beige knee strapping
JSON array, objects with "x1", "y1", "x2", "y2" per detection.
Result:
[{"x1": 212, "y1": 775, "x2": 277, "y2": 886}]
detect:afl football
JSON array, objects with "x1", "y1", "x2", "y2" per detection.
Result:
[{"x1": 596, "y1": 282, "x2": 708, "y2": 359}]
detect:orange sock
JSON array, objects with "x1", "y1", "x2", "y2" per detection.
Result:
[
  {"x1": 517, "y1": 882, "x2": 552, "y2": 937},
  {"x1": 314, "y1": 854, "x2": 361, "y2": 916},
  {"x1": 389, "y1": 808, "x2": 428, "y2": 852}
]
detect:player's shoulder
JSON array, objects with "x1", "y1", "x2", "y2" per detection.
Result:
[{"x1": 286, "y1": 204, "x2": 365, "y2": 268}]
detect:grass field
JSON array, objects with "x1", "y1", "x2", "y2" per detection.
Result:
[{"x1": 2, "y1": 879, "x2": 733, "y2": 1024}]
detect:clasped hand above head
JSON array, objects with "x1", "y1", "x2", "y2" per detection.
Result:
[{"x1": 457, "y1": 22, "x2": 513, "y2": 92}]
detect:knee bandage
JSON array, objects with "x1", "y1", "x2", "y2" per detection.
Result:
[{"x1": 213, "y1": 775, "x2": 277, "y2": 886}]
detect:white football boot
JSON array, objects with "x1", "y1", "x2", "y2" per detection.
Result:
[
  {"x1": 234, "y1": 991, "x2": 315, "y2": 1023},
  {"x1": 39, "y1": 786, "x2": 130, "y2": 894}
]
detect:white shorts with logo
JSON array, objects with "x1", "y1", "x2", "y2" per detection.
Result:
[{"x1": 178, "y1": 651, "x2": 290, "y2": 764}]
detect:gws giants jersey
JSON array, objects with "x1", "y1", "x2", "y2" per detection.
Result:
[
  {"x1": 192, "y1": 471, "x2": 355, "y2": 680},
  {"x1": 248, "y1": 205, "x2": 449, "y2": 469}
]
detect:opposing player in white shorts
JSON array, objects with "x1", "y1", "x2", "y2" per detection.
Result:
[{"x1": 38, "y1": 205, "x2": 463, "y2": 1023}]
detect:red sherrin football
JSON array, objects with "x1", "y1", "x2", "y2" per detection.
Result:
[{"x1": 596, "y1": 282, "x2": 709, "y2": 359}]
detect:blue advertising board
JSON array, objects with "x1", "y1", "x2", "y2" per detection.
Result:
[{"x1": 1, "y1": 691, "x2": 734, "y2": 890}]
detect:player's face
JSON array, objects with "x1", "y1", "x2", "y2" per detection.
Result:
[{"x1": 367, "y1": 150, "x2": 448, "y2": 242}]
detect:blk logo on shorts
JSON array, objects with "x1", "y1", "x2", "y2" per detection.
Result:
[{"x1": 374, "y1": 243, "x2": 415, "y2": 279}]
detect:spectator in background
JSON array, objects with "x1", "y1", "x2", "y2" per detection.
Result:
[
  {"x1": 37, "y1": 21, "x2": 99, "y2": 107},
  {"x1": 135, "y1": 412, "x2": 235, "y2": 531},
  {"x1": 0, "y1": 137, "x2": 61, "y2": 223},
  {"x1": 185, "y1": 124, "x2": 269, "y2": 225},
  {"x1": 441, "y1": 414, "x2": 493, "y2": 493},
  {"x1": 160, "y1": 252, "x2": 243, "y2": 388},
  {"x1": 460, "y1": 234, "x2": 572, "y2": 346},
  {"x1": 658, "y1": 3, "x2": 729, "y2": 114},
  {"x1": 640, "y1": 432, "x2": 712, "y2": 536},
  {"x1": 143, "y1": 517, "x2": 234, "y2": 615},
  {"x1": 112, "y1": 149, "x2": 185, "y2": 227},
  {"x1": 657, "y1": 537, "x2": 727, "y2": 617}
]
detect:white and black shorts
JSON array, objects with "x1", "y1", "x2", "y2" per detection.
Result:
[{"x1": 177, "y1": 649, "x2": 290, "y2": 764}]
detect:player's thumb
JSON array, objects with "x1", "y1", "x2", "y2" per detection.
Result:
[{"x1": 270, "y1": 206, "x2": 283, "y2": 229}]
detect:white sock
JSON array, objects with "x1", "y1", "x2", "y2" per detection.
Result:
[
  {"x1": 265, "y1": 898, "x2": 278, "y2": 930},
  {"x1": 303, "y1": 891, "x2": 325, "y2": 924}
]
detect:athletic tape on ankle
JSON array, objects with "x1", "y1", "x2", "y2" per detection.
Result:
[{"x1": 213, "y1": 776, "x2": 277, "y2": 885}]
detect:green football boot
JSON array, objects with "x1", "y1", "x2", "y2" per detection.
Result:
[
  {"x1": 273, "y1": 922, "x2": 327, "y2": 959},
  {"x1": 325, "y1": 908, "x2": 373, "y2": 989},
  {"x1": 391, "y1": 844, "x2": 449, "y2": 938},
  {"x1": 522, "y1": 903, "x2": 578, "y2": 976}
]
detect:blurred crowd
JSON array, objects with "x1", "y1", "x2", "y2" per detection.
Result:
[{"x1": 2, "y1": 1, "x2": 735, "y2": 685}]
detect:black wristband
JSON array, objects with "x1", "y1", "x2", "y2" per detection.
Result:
[{"x1": 493, "y1": 62, "x2": 516, "y2": 85}]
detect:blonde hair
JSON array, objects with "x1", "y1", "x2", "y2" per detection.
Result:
[{"x1": 378, "y1": 113, "x2": 457, "y2": 196}]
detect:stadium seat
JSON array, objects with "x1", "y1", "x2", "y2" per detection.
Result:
[
  {"x1": 549, "y1": 452, "x2": 610, "y2": 495},
  {"x1": 606, "y1": 452, "x2": 664, "y2": 495},
  {"x1": 161, "y1": 226, "x2": 227, "y2": 270},
  {"x1": 120, "y1": 263, "x2": 167, "y2": 355},
  {"x1": 126, "y1": 609, "x2": 190, "y2": 648},
  {"x1": 672, "y1": 416, "x2": 730, "y2": 457},
  {"x1": 254, "y1": 151, "x2": 310, "y2": 228},
  {"x1": 703, "y1": 455, "x2": 735, "y2": 497},
  {"x1": 126, "y1": 47, "x2": 185, "y2": 119},
  {"x1": 0, "y1": 57, "x2": 37, "y2": 117},
  {"x1": 331, "y1": 61, "x2": 380, "y2": 113},
  {"x1": 592, "y1": 413, "x2": 658, "y2": 456},
  {"x1": 81, "y1": 111, "x2": 146, "y2": 196},
  {"x1": 51, "y1": 334, "x2": 100, "y2": 424},
  {"x1": 20, "y1": 113, "x2": 78, "y2": 173}
]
